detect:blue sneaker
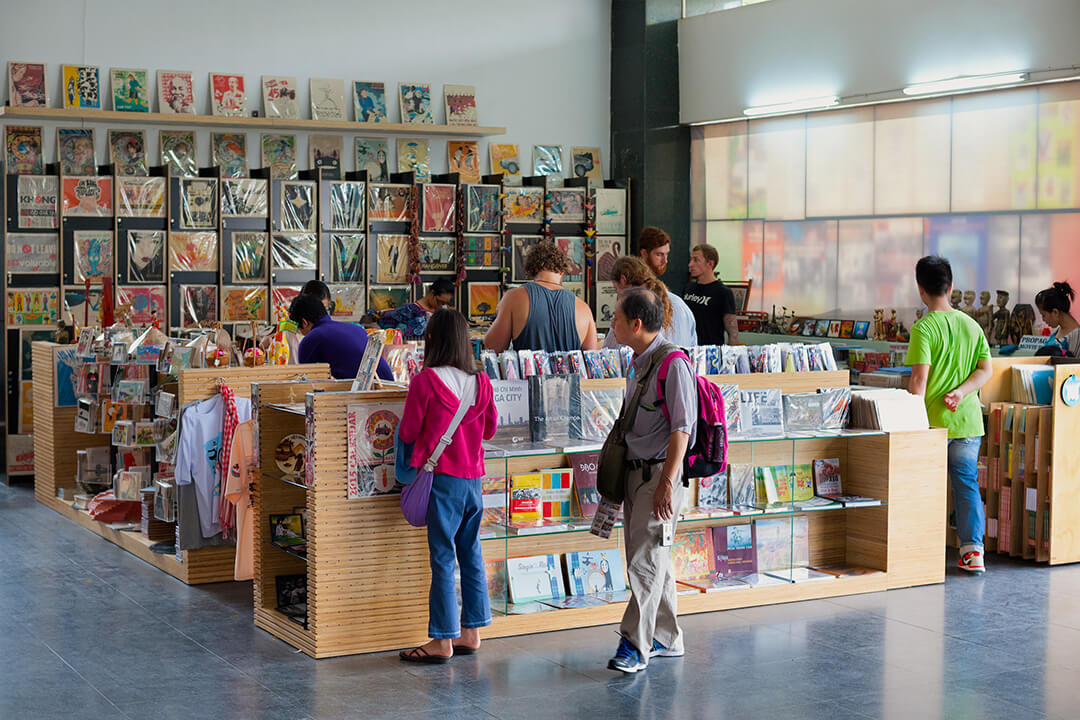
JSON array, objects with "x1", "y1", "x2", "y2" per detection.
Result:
[
  {"x1": 607, "y1": 636, "x2": 646, "y2": 673},
  {"x1": 649, "y1": 639, "x2": 684, "y2": 658}
]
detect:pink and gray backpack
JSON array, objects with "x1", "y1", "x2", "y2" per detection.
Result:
[{"x1": 655, "y1": 347, "x2": 729, "y2": 479}]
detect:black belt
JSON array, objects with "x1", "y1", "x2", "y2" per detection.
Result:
[{"x1": 627, "y1": 457, "x2": 665, "y2": 470}]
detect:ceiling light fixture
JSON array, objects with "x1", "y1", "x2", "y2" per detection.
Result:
[
  {"x1": 902, "y1": 72, "x2": 1027, "y2": 96},
  {"x1": 743, "y1": 95, "x2": 839, "y2": 117}
]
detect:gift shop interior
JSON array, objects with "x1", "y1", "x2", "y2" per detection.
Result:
[{"x1": 3, "y1": 0, "x2": 1080, "y2": 718}]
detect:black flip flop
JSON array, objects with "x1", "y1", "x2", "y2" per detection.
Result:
[
  {"x1": 399, "y1": 646, "x2": 451, "y2": 664},
  {"x1": 452, "y1": 645, "x2": 479, "y2": 656}
]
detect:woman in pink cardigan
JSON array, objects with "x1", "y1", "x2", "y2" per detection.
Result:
[{"x1": 399, "y1": 309, "x2": 497, "y2": 663}]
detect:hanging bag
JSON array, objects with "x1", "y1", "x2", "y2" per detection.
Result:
[{"x1": 398, "y1": 392, "x2": 472, "y2": 527}]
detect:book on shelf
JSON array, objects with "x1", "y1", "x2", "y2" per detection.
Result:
[
  {"x1": 737, "y1": 573, "x2": 790, "y2": 588},
  {"x1": 849, "y1": 388, "x2": 929, "y2": 432},
  {"x1": 677, "y1": 574, "x2": 750, "y2": 593},
  {"x1": 485, "y1": 558, "x2": 508, "y2": 607},
  {"x1": 729, "y1": 504, "x2": 764, "y2": 516},
  {"x1": 696, "y1": 471, "x2": 728, "y2": 507},
  {"x1": 672, "y1": 528, "x2": 714, "y2": 580},
  {"x1": 565, "y1": 548, "x2": 626, "y2": 595},
  {"x1": 712, "y1": 524, "x2": 756, "y2": 577},
  {"x1": 569, "y1": 450, "x2": 600, "y2": 518},
  {"x1": 811, "y1": 564, "x2": 884, "y2": 578},
  {"x1": 755, "y1": 503, "x2": 792, "y2": 514},
  {"x1": 1010, "y1": 365, "x2": 1054, "y2": 405},
  {"x1": 813, "y1": 458, "x2": 842, "y2": 497},
  {"x1": 491, "y1": 379, "x2": 530, "y2": 443},
  {"x1": 541, "y1": 467, "x2": 574, "y2": 518},
  {"x1": 793, "y1": 496, "x2": 842, "y2": 510},
  {"x1": 765, "y1": 567, "x2": 836, "y2": 584},
  {"x1": 682, "y1": 506, "x2": 734, "y2": 519},
  {"x1": 728, "y1": 463, "x2": 756, "y2": 506},
  {"x1": 832, "y1": 495, "x2": 881, "y2": 508},
  {"x1": 506, "y1": 554, "x2": 565, "y2": 603},
  {"x1": 538, "y1": 595, "x2": 610, "y2": 609},
  {"x1": 509, "y1": 472, "x2": 542, "y2": 521},
  {"x1": 755, "y1": 516, "x2": 809, "y2": 572},
  {"x1": 496, "y1": 519, "x2": 568, "y2": 536}
]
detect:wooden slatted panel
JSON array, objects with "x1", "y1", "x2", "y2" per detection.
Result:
[
  {"x1": 1036, "y1": 407, "x2": 1052, "y2": 563},
  {"x1": 177, "y1": 364, "x2": 331, "y2": 405},
  {"x1": 1050, "y1": 365, "x2": 1080, "y2": 565}
]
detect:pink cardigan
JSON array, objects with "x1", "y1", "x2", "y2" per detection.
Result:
[{"x1": 398, "y1": 368, "x2": 497, "y2": 479}]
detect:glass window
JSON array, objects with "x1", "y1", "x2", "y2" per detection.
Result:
[
  {"x1": 748, "y1": 116, "x2": 805, "y2": 220},
  {"x1": 951, "y1": 88, "x2": 1037, "y2": 212},
  {"x1": 806, "y1": 107, "x2": 873, "y2": 217},
  {"x1": 1037, "y1": 84, "x2": 1080, "y2": 209},
  {"x1": 874, "y1": 99, "x2": 950, "y2": 215}
]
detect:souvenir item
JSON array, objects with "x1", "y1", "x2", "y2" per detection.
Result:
[
  {"x1": 504, "y1": 186, "x2": 544, "y2": 223},
  {"x1": 180, "y1": 178, "x2": 218, "y2": 229},
  {"x1": 110, "y1": 68, "x2": 149, "y2": 112},
  {"x1": 73, "y1": 231, "x2": 113, "y2": 283},
  {"x1": 570, "y1": 146, "x2": 603, "y2": 180},
  {"x1": 261, "y1": 134, "x2": 297, "y2": 180},
  {"x1": 463, "y1": 234, "x2": 500, "y2": 269},
  {"x1": 212, "y1": 132, "x2": 249, "y2": 178},
  {"x1": 398, "y1": 83, "x2": 433, "y2": 124},
  {"x1": 5, "y1": 233, "x2": 58, "y2": 274},
  {"x1": 5, "y1": 126, "x2": 42, "y2": 174},
  {"x1": 127, "y1": 230, "x2": 165, "y2": 282},
  {"x1": 180, "y1": 285, "x2": 218, "y2": 327},
  {"x1": 62, "y1": 177, "x2": 112, "y2": 216},
  {"x1": 355, "y1": 138, "x2": 390, "y2": 181},
  {"x1": 469, "y1": 283, "x2": 500, "y2": 323},
  {"x1": 62, "y1": 64, "x2": 101, "y2": 108},
  {"x1": 490, "y1": 144, "x2": 521, "y2": 177},
  {"x1": 329, "y1": 181, "x2": 365, "y2": 230},
  {"x1": 346, "y1": 402, "x2": 405, "y2": 497},
  {"x1": 108, "y1": 130, "x2": 147, "y2": 176},
  {"x1": 397, "y1": 138, "x2": 430, "y2": 181},
  {"x1": 221, "y1": 178, "x2": 267, "y2": 216},
  {"x1": 511, "y1": 235, "x2": 543, "y2": 283},
  {"x1": 169, "y1": 232, "x2": 218, "y2": 272},
  {"x1": 57, "y1": 128, "x2": 96, "y2": 176},
  {"x1": 594, "y1": 188, "x2": 627, "y2": 234},
  {"x1": 330, "y1": 235, "x2": 364, "y2": 282},
  {"x1": 375, "y1": 234, "x2": 410, "y2": 283},
  {"x1": 115, "y1": 286, "x2": 165, "y2": 325},
  {"x1": 222, "y1": 286, "x2": 268, "y2": 322},
  {"x1": 448, "y1": 140, "x2": 480, "y2": 183},
  {"x1": 262, "y1": 76, "x2": 299, "y2": 119},
  {"x1": 271, "y1": 234, "x2": 317, "y2": 270},
  {"x1": 310, "y1": 78, "x2": 346, "y2": 120},
  {"x1": 157, "y1": 70, "x2": 195, "y2": 113},
  {"x1": 210, "y1": 72, "x2": 247, "y2": 116},
  {"x1": 8, "y1": 62, "x2": 48, "y2": 106},
  {"x1": 549, "y1": 189, "x2": 585, "y2": 222},
  {"x1": 422, "y1": 184, "x2": 456, "y2": 232},
  {"x1": 419, "y1": 237, "x2": 455, "y2": 273},
  {"x1": 533, "y1": 145, "x2": 563, "y2": 176},
  {"x1": 368, "y1": 286, "x2": 410, "y2": 312},
  {"x1": 16, "y1": 175, "x2": 58, "y2": 229},
  {"x1": 233, "y1": 232, "x2": 268, "y2": 281},
  {"x1": 368, "y1": 185, "x2": 410, "y2": 221},
  {"x1": 466, "y1": 184, "x2": 500, "y2": 233},
  {"x1": 353, "y1": 81, "x2": 387, "y2": 122},
  {"x1": 309, "y1": 134, "x2": 343, "y2": 179},
  {"x1": 160, "y1": 130, "x2": 197, "y2": 177},
  {"x1": 444, "y1": 84, "x2": 477, "y2": 125},
  {"x1": 555, "y1": 236, "x2": 585, "y2": 284}
]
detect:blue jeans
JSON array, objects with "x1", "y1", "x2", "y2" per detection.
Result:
[
  {"x1": 426, "y1": 473, "x2": 491, "y2": 638},
  {"x1": 948, "y1": 436, "x2": 984, "y2": 550}
]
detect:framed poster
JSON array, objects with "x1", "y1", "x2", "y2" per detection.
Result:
[
  {"x1": 448, "y1": 140, "x2": 480, "y2": 183},
  {"x1": 468, "y1": 282, "x2": 500, "y2": 323},
  {"x1": 16, "y1": 175, "x2": 58, "y2": 229},
  {"x1": 280, "y1": 181, "x2": 316, "y2": 231},
  {"x1": 116, "y1": 176, "x2": 165, "y2": 217},
  {"x1": 511, "y1": 235, "x2": 543, "y2": 283},
  {"x1": 116, "y1": 285, "x2": 165, "y2": 325},
  {"x1": 368, "y1": 185, "x2": 410, "y2": 221},
  {"x1": 61, "y1": 177, "x2": 112, "y2": 217},
  {"x1": 8, "y1": 62, "x2": 48, "y2": 107},
  {"x1": 212, "y1": 133, "x2": 249, "y2": 179},
  {"x1": 8, "y1": 288, "x2": 59, "y2": 326},
  {"x1": 549, "y1": 189, "x2": 585, "y2": 223},
  {"x1": 221, "y1": 178, "x2": 267, "y2": 217},
  {"x1": 127, "y1": 230, "x2": 165, "y2": 282},
  {"x1": 375, "y1": 234, "x2": 410, "y2": 283},
  {"x1": 110, "y1": 68, "x2": 149, "y2": 112},
  {"x1": 6, "y1": 233, "x2": 58, "y2": 274},
  {"x1": 330, "y1": 235, "x2": 364, "y2": 282},
  {"x1": 62, "y1": 64, "x2": 100, "y2": 108},
  {"x1": 232, "y1": 232, "x2": 268, "y2": 282},
  {"x1": 271, "y1": 234, "x2": 317, "y2": 270},
  {"x1": 222, "y1": 286, "x2": 268, "y2": 322},
  {"x1": 398, "y1": 83, "x2": 433, "y2": 124},
  {"x1": 353, "y1": 82, "x2": 387, "y2": 123},
  {"x1": 422, "y1": 184, "x2": 456, "y2": 232},
  {"x1": 73, "y1": 230, "x2": 114, "y2": 283},
  {"x1": 355, "y1": 138, "x2": 390, "y2": 181},
  {"x1": 329, "y1": 182, "x2": 365, "y2": 231},
  {"x1": 179, "y1": 178, "x2": 218, "y2": 229},
  {"x1": 419, "y1": 237, "x2": 455, "y2": 274},
  {"x1": 160, "y1": 131, "x2": 197, "y2": 177},
  {"x1": 261, "y1": 75, "x2": 299, "y2": 119},
  {"x1": 168, "y1": 231, "x2": 218, "y2": 272},
  {"x1": 503, "y1": 186, "x2": 543, "y2": 223},
  {"x1": 180, "y1": 285, "x2": 219, "y2": 327}
]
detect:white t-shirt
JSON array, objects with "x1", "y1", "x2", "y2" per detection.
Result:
[
  {"x1": 431, "y1": 366, "x2": 478, "y2": 406},
  {"x1": 1063, "y1": 327, "x2": 1080, "y2": 358}
]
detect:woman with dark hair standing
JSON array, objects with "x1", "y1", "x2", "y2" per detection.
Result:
[
  {"x1": 398, "y1": 309, "x2": 497, "y2": 663},
  {"x1": 1035, "y1": 281, "x2": 1079, "y2": 357}
]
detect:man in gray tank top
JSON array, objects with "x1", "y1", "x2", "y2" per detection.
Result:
[{"x1": 484, "y1": 240, "x2": 599, "y2": 353}]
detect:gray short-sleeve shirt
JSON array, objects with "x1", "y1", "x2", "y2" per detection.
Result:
[{"x1": 624, "y1": 333, "x2": 698, "y2": 461}]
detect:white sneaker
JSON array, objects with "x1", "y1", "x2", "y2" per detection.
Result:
[{"x1": 958, "y1": 545, "x2": 986, "y2": 574}]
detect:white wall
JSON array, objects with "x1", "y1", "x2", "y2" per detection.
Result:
[
  {"x1": 679, "y1": 0, "x2": 1080, "y2": 123},
  {"x1": 3, "y1": 0, "x2": 611, "y2": 177}
]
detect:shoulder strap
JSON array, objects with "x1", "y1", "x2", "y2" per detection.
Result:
[
  {"x1": 423, "y1": 384, "x2": 474, "y2": 471},
  {"x1": 654, "y1": 347, "x2": 690, "y2": 418},
  {"x1": 620, "y1": 343, "x2": 678, "y2": 430}
]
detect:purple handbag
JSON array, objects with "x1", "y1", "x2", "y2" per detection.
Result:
[{"x1": 400, "y1": 394, "x2": 471, "y2": 527}]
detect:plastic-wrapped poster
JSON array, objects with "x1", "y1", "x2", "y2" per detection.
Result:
[
  {"x1": 107, "y1": 129, "x2": 147, "y2": 176},
  {"x1": 160, "y1": 131, "x2": 197, "y2": 177},
  {"x1": 222, "y1": 286, "x2": 268, "y2": 322},
  {"x1": 310, "y1": 78, "x2": 345, "y2": 120},
  {"x1": 353, "y1": 81, "x2": 387, "y2": 123},
  {"x1": 596, "y1": 283, "x2": 618, "y2": 329},
  {"x1": 16, "y1": 175, "x2": 58, "y2": 229},
  {"x1": 468, "y1": 282, "x2": 500, "y2": 323},
  {"x1": 419, "y1": 237, "x2": 455, "y2": 273},
  {"x1": 61, "y1": 286, "x2": 101, "y2": 325},
  {"x1": 180, "y1": 285, "x2": 218, "y2": 327},
  {"x1": 346, "y1": 401, "x2": 405, "y2": 498},
  {"x1": 490, "y1": 144, "x2": 520, "y2": 177},
  {"x1": 463, "y1": 234, "x2": 500, "y2": 269},
  {"x1": 261, "y1": 76, "x2": 299, "y2": 119},
  {"x1": 222, "y1": 179, "x2": 268, "y2": 217},
  {"x1": 532, "y1": 145, "x2": 563, "y2": 176},
  {"x1": 116, "y1": 285, "x2": 165, "y2": 325},
  {"x1": 62, "y1": 64, "x2": 100, "y2": 108},
  {"x1": 116, "y1": 176, "x2": 165, "y2": 217},
  {"x1": 397, "y1": 138, "x2": 430, "y2": 181},
  {"x1": 466, "y1": 185, "x2": 500, "y2": 233},
  {"x1": 57, "y1": 129, "x2": 96, "y2": 176},
  {"x1": 209, "y1": 73, "x2": 247, "y2": 116},
  {"x1": 448, "y1": 141, "x2": 480, "y2": 184},
  {"x1": 595, "y1": 235, "x2": 624, "y2": 285},
  {"x1": 550, "y1": 189, "x2": 585, "y2": 223},
  {"x1": 271, "y1": 286, "x2": 301, "y2": 311},
  {"x1": 5, "y1": 233, "x2": 58, "y2": 274},
  {"x1": 309, "y1": 134, "x2": 342, "y2": 179},
  {"x1": 571, "y1": 147, "x2": 603, "y2": 180},
  {"x1": 368, "y1": 184, "x2": 410, "y2": 221},
  {"x1": 329, "y1": 284, "x2": 365, "y2": 320},
  {"x1": 368, "y1": 285, "x2": 410, "y2": 312},
  {"x1": 6, "y1": 126, "x2": 42, "y2": 174},
  {"x1": 232, "y1": 232, "x2": 268, "y2": 281},
  {"x1": 180, "y1": 178, "x2": 218, "y2": 229},
  {"x1": 280, "y1": 181, "x2": 316, "y2": 231},
  {"x1": 398, "y1": 83, "x2": 433, "y2": 124},
  {"x1": 8, "y1": 62, "x2": 48, "y2": 107},
  {"x1": 127, "y1": 230, "x2": 165, "y2": 282},
  {"x1": 375, "y1": 234, "x2": 410, "y2": 283},
  {"x1": 212, "y1": 133, "x2": 249, "y2": 179},
  {"x1": 168, "y1": 231, "x2": 218, "y2": 272},
  {"x1": 422, "y1": 184, "x2": 456, "y2": 232},
  {"x1": 7, "y1": 288, "x2": 59, "y2": 326},
  {"x1": 330, "y1": 235, "x2": 364, "y2": 282},
  {"x1": 73, "y1": 231, "x2": 114, "y2": 282},
  {"x1": 156, "y1": 70, "x2": 195, "y2": 113},
  {"x1": 261, "y1": 134, "x2": 297, "y2": 180},
  {"x1": 555, "y1": 236, "x2": 585, "y2": 284},
  {"x1": 271, "y1": 234, "x2": 317, "y2": 270},
  {"x1": 109, "y1": 68, "x2": 148, "y2": 112},
  {"x1": 329, "y1": 182, "x2": 365, "y2": 231},
  {"x1": 444, "y1": 84, "x2": 477, "y2": 126},
  {"x1": 355, "y1": 138, "x2": 390, "y2": 181},
  {"x1": 511, "y1": 235, "x2": 542, "y2": 283},
  {"x1": 503, "y1": 186, "x2": 543, "y2": 223},
  {"x1": 594, "y1": 188, "x2": 627, "y2": 235}
]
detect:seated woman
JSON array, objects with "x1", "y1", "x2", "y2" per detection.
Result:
[
  {"x1": 365, "y1": 277, "x2": 455, "y2": 340},
  {"x1": 1035, "y1": 281, "x2": 1079, "y2": 358},
  {"x1": 601, "y1": 255, "x2": 674, "y2": 348}
]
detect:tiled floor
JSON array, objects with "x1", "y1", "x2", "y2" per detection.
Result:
[{"x1": 3, "y1": 480, "x2": 1079, "y2": 720}]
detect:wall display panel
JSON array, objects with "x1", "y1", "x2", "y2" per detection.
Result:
[
  {"x1": 924, "y1": 215, "x2": 1020, "y2": 305},
  {"x1": 699, "y1": 220, "x2": 764, "y2": 311},
  {"x1": 760, "y1": 221, "x2": 837, "y2": 316},
  {"x1": 1036, "y1": 84, "x2": 1080, "y2": 210},
  {"x1": 747, "y1": 115, "x2": 805, "y2": 220},
  {"x1": 873, "y1": 99, "x2": 950, "y2": 215},
  {"x1": 1019, "y1": 213, "x2": 1080, "y2": 309},
  {"x1": 690, "y1": 127, "x2": 707, "y2": 221},
  {"x1": 805, "y1": 107, "x2": 873, "y2": 217},
  {"x1": 951, "y1": 88, "x2": 1037, "y2": 212},
  {"x1": 836, "y1": 218, "x2": 924, "y2": 317},
  {"x1": 701, "y1": 121, "x2": 749, "y2": 220}
]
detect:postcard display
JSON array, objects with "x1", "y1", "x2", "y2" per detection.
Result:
[{"x1": 249, "y1": 366, "x2": 948, "y2": 658}]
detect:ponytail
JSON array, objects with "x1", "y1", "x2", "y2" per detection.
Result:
[{"x1": 1035, "y1": 281, "x2": 1075, "y2": 314}]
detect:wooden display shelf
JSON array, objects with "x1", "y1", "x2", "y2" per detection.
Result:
[
  {"x1": 251, "y1": 371, "x2": 947, "y2": 659},
  {"x1": 0, "y1": 106, "x2": 506, "y2": 137}
]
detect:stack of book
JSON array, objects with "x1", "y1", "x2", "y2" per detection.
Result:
[{"x1": 849, "y1": 388, "x2": 929, "y2": 431}]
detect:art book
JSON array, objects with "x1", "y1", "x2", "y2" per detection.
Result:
[
  {"x1": 697, "y1": 472, "x2": 728, "y2": 507},
  {"x1": 16, "y1": 175, "x2": 58, "y2": 229},
  {"x1": 262, "y1": 76, "x2": 299, "y2": 118},
  {"x1": 110, "y1": 68, "x2": 148, "y2": 112},
  {"x1": 61, "y1": 177, "x2": 113, "y2": 217},
  {"x1": 712, "y1": 523, "x2": 757, "y2": 577},
  {"x1": 570, "y1": 146, "x2": 603, "y2": 180},
  {"x1": 541, "y1": 468, "x2": 573, "y2": 518},
  {"x1": 8, "y1": 62, "x2": 48, "y2": 106},
  {"x1": 422, "y1": 184, "x2": 456, "y2": 232},
  {"x1": 158, "y1": 70, "x2": 195, "y2": 113},
  {"x1": 160, "y1": 131, "x2": 197, "y2": 177},
  {"x1": 6, "y1": 125, "x2": 42, "y2": 174},
  {"x1": 355, "y1": 138, "x2": 390, "y2": 182},
  {"x1": 262, "y1": 134, "x2": 297, "y2": 180},
  {"x1": 571, "y1": 384, "x2": 621, "y2": 442},
  {"x1": 568, "y1": 450, "x2": 600, "y2": 518},
  {"x1": 466, "y1": 185, "x2": 500, "y2": 233},
  {"x1": 108, "y1": 130, "x2": 147, "y2": 176},
  {"x1": 309, "y1": 134, "x2": 343, "y2": 180},
  {"x1": 208, "y1": 72, "x2": 247, "y2": 116},
  {"x1": 444, "y1": 84, "x2": 477, "y2": 125},
  {"x1": 549, "y1": 189, "x2": 585, "y2": 223},
  {"x1": 672, "y1": 528, "x2": 714, "y2": 580},
  {"x1": 509, "y1": 472, "x2": 542, "y2": 521},
  {"x1": 755, "y1": 516, "x2": 809, "y2": 572},
  {"x1": 399, "y1": 82, "x2": 433, "y2": 124},
  {"x1": 468, "y1": 283, "x2": 500, "y2": 323},
  {"x1": 448, "y1": 140, "x2": 480, "y2": 183},
  {"x1": 506, "y1": 554, "x2": 565, "y2": 603},
  {"x1": 212, "y1": 133, "x2": 248, "y2": 178},
  {"x1": 299, "y1": 77, "x2": 345, "y2": 121},
  {"x1": 504, "y1": 187, "x2": 544, "y2": 224},
  {"x1": 566, "y1": 548, "x2": 626, "y2": 595},
  {"x1": 57, "y1": 128, "x2": 96, "y2": 176},
  {"x1": 490, "y1": 143, "x2": 521, "y2": 177},
  {"x1": 594, "y1": 188, "x2": 627, "y2": 234},
  {"x1": 397, "y1": 138, "x2": 430, "y2": 181},
  {"x1": 62, "y1": 64, "x2": 101, "y2": 108},
  {"x1": 353, "y1": 81, "x2": 387, "y2": 123},
  {"x1": 533, "y1": 145, "x2": 563, "y2": 176},
  {"x1": 813, "y1": 458, "x2": 842, "y2": 497}
]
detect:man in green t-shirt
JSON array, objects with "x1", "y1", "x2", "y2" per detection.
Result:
[{"x1": 905, "y1": 256, "x2": 993, "y2": 574}]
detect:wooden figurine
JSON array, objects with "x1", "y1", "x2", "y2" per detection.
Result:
[
  {"x1": 991, "y1": 290, "x2": 1010, "y2": 345},
  {"x1": 950, "y1": 289, "x2": 962, "y2": 310},
  {"x1": 873, "y1": 308, "x2": 885, "y2": 341},
  {"x1": 976, "y1": 290, "x2": 993, "y2": 339},
  {"x1": 961, "y1": 290, "x2": 977, "y2": 319}
]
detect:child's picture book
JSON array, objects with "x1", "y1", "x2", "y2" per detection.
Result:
[
  {"x1": 672, "y1": 528, "x2": 714, "y2": 580},
  {"x1": 509, "y1": 472, "x2": 542, "y2": 521},
  {"x1": 506, "y1": 554, "x2": 564, "y2": 603},
  {"x1": 541, "y1": 468, "x2": 573, "y2": 518},
  {"x1": 565, "y1": 548, "x2": 626, "y2": 595},
  {"x1": 813, "y1": 458, "x2": 842, "y2": 497}
]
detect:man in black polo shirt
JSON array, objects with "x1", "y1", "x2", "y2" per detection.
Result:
[{"x1": 683, "y1": 244, "x2": 739, "y2": 346}]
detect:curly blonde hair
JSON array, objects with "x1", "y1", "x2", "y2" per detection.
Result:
[{"x1": 609, "y1": 255, "x2": 673, "y2": 332}]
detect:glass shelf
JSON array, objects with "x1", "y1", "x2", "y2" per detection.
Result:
[
  {"x1": 728, "y1": 428, "x2": 886, "y2": 443},
  {"x1": 267, "y1": 402, "x2": 306, "y2": 416},
  {"x1": 279, "y1": 476, "x2": 308, "y2": 490},
  {"x1": 270, "y1": 542, "x2": 308, "y2": 563}
]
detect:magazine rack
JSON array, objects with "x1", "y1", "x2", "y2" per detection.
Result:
[{"x1": 250, "y1": 369, "x2": 946, "y2": 658}]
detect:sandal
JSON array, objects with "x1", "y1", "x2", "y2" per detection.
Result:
[
  {"x1": 399, "y1": 646, "x2": 451, "y2": 664},
  {"x1": 452, "y1": 644, "x2": 479, "y2": 655}
]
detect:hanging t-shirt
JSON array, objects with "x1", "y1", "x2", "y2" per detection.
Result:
[
  {"x1": 683, "y1": 281, "x2": 737, "y2": 346},
  {"x1": 225, "y1": 420, "x2": 255, "y2": 581}
]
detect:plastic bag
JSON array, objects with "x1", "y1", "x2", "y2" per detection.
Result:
[
  {"x1": 232, "y1": 232, "x2": 268, "y2": 281},
  {"x1": 330, "y1": 234, "x2": 365, "y2": 282},
  {"x1": 160, "y1": 130, "x2": 197, "y2": 178},
  {"x1": 116, "y1": 176, "x2": 164, "y2": 217},
  {"x1": 72, "y1": 230, "x2": 114, "y2": 282},
  {"x1": 212, "y1": 133, "x2": 249, "y2": 179},
  {"x1": 368, "y1": 184, "x2": 411, "y2": 221}
]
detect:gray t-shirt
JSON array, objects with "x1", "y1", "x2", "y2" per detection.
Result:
[{"x1": 624, "y1": 333, "x2": 698, "y2": 461}]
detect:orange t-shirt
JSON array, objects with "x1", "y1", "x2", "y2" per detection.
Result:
[{"x1": 224, "y1": 420, "x2": 255, "y2": 581}]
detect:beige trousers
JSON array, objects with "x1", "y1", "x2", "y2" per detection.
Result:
[{"x1": 619, "y1": 463, "x2": 685, "y2": 659}]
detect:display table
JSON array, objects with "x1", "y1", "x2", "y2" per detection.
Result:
[{"x1": 251, "y1": 370, "x2": 947, "y2": 658}]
